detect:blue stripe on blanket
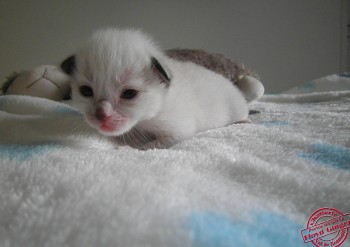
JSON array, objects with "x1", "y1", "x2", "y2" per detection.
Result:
[
  {"x1": 186, "y1": 211, "x2": 302, "y2": 247},
  {"x1": 298, "y1": 143, "x2": 350, "y2": 170},
  {"x1": 0, "y1": 143, "x2": 58, "y2": 161}
]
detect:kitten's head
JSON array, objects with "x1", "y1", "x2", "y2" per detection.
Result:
[{"x1": 61, "y1": 29, "x2": 171, "y2": 136}]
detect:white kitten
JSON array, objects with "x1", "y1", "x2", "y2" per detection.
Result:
[{"x1": 61, "y1": 28, "x2": 249, "y2": 149}]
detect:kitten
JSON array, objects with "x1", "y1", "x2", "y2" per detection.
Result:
[{"x1": 61, "y1": 28, "x2": 249, "y2": 149}]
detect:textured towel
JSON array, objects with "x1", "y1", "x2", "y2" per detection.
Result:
[{"x1": 0, "y1": 74, "x2": 349, "y2": 247}]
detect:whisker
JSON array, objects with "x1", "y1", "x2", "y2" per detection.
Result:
[
  {"x1": 126, "y1": 132, "x2": 141, "y2": 149},
  {"x1": 68, "y1": 119, "x2": 89, "y2": 133},
  {"x1": 65, "y1": 115, "x2": 93, "y2": 133},
  {"x1": 121, "y1": 133, "x2": 128, "y2": 146},
  {"x1": 133, "y1": 127, "x2": 151, "y2": 144},
  {"x1": 128, "y1": 131, "x2": 144, "y2": 150}
]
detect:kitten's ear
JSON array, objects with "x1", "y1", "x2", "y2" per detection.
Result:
[
  {"x1": 151, "y1": 57, "x2": 171, "y2": 85},
  {"x1": 60, "y1": 55, "x2": 76, "y2": 76}
]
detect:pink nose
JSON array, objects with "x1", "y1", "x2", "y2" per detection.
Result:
[
  {"x1": 95, "y1": 99, "x2": 113, "y2": 122},
  {"x1": 95, "y1": 108, "x2": 111, "y2": 121}
]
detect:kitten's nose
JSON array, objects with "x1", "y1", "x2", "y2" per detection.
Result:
[
  {"x1": 95, "y1": 108, "x2": 111, "y2": 121},
  {"x1": 95, "y1": 99, "x2": 113, "y2": 122}
]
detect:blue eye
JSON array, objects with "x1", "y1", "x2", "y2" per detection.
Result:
[
  {"x1": 121, "y1": 89, "x2": 138, "y2": 99},
  {"x1": 80, "y1": 86, "x2": 93, "y2": 97}
]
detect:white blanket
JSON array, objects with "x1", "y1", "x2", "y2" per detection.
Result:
[{"x1": 0, "y1": 74, "x2": 349, "y2": 247}]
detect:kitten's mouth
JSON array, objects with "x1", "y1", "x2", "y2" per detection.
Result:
[
  {"x1": 97, "y1": 119, "x2": 127, "y2": 135},
  {"x1": 100, "y1": 123, "x2": 117, "y2": 132},
  {"x1": 86, "y1": 116, "x2": 128, "y2": 136}
]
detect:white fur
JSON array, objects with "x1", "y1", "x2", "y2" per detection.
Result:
[{"x1": 70, "y1": 28, "x2": 249, "y2": 149}]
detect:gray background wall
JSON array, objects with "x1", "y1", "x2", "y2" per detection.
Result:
[{"x1": 0, "y1": 0, "x2": 348, "y2": 93}]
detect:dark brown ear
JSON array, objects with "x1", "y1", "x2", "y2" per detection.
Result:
[
  {"x1": 60, "y1": 55, "x2": 76, "y2": 76},
  {"x1": 151, "y1": 57, "x2": 171, "y2": 84}
]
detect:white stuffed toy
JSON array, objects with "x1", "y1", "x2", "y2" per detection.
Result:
[{"x1": 1, "y1": 65, "x2": 70, "y2": 101}]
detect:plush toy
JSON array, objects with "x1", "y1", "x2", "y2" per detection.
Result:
[
  {"x1": 167, "y1": 49, "x2": 264, "y2": 102},
  {"x1": 1, "y1": 65, "x2": 70, "y2": 101},
  {"x1": 1, "y1": 50, "x2": 264, "y2": 103}
]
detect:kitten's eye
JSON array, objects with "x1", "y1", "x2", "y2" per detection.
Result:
[
  {"x1": 80, "y1": 86, "x2": 93, "y2": 97},
  {"x1": 121, "y1": 89, "x2": 138, "y2": 100}
]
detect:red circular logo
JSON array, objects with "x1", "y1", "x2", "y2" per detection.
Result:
[{"x1": 301, "y1": 208, "x2": 349, "y2": 247}]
